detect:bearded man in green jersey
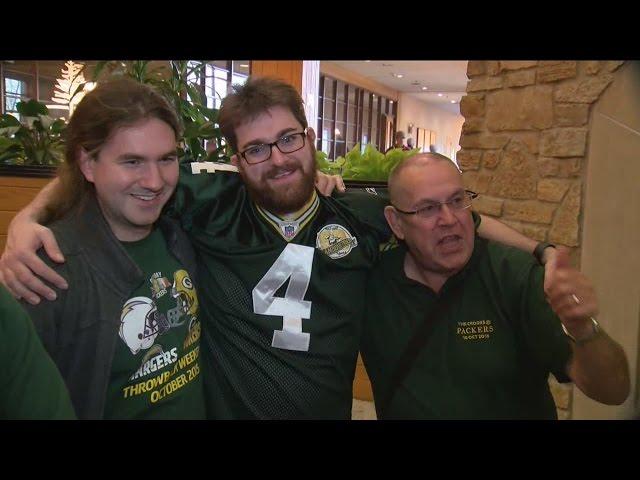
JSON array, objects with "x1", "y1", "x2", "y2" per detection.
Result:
[{"x1": 0, "y1": 77, "x2": 557, "y2": 419}]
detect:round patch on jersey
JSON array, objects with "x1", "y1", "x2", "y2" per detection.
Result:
[{"x1": 316, "y1": 224, "x2": 358, "y2": 259}]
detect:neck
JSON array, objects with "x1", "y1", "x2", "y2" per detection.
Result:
[
  {"x1": 403, "y1": 251, "x2": 451, "y2": 294},
  {"x1": 267, "y1": 190, "x2": 318, "y2": 220},
  {"x1": 113, "y1": 225, "x2": 153, "y2": 242}
]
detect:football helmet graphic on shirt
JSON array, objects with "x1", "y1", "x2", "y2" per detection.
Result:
[
  {"x1": 119, "y1": 296, "x2": 170, "y2": 354},
  {"x1": 171, "y1": 269, "x2": 198, "y2": 318}
]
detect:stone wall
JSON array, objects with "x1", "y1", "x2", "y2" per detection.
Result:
[{"x1": 458, "y1": 60, "x2": 626, "y2": 418}]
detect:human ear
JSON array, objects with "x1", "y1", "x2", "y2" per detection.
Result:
[
  {"x1": 78, "y1": 148, "x2": 96, "y2": 183},
  {"x1": 384, "y1": 205, "x2": 405, "y2": 240}
]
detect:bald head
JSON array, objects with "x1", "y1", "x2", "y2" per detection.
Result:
[
  {"x1": 388, "y1": 153, "x2": 460, "y2": 204},
  {"x1": 383, "y1": 152, "x2": 474, "y2": 292}
]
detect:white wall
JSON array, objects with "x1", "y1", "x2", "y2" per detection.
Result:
[
  {"x1": 575, "y1": 61, "x2": 640, "y2": 419},
  {"x1": 398, "y1": 93, "x2": 465, "y2": 162}
]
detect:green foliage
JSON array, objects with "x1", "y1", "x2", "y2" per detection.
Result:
[
  {"x1": 316, "y1": 144, "x2": 418, "y2": 182},
  {"x1": 93, "y1": 60, "x2": 229, "y2": 163},
  {"x1": 0, "y1": 100, "x2": 65, "y2": 166},
  {"x1": 315, "y1": 149, "x2": 344, "y2": 175},
  {"x1": 1, "y1": 60, "x2": 230, "y2": 168}
]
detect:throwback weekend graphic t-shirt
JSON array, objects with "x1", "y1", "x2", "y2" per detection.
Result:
[{"x1": 104, "y1": 227, "x2": 205, "y2": 419}]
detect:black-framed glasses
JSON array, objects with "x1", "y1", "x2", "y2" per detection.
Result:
[
  {"x1": 239, "y1": 128, "x2": 308, "y2": 165},
  {"x1": 392, "y1": 190, "x2": 478, "y2": 219}
]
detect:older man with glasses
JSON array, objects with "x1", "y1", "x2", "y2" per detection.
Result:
[
  {"x1": 0, "y1": 78, "x2": 611, "y2": 420},
  {"x1": 361, "y1": 153, "x2": 630, "y2": 419}
]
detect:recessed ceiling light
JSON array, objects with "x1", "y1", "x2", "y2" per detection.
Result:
[
  {"x1": 421, "y1": 86, "x2": 428, "y2": 91},
  {"x1": 438, "y1": 93, "x2": 443, "y2": 97},
  {"x1": 395, "y1": 74, "x2": 404, "y2": 78},
  {"x1": 451, "y1": 100, "x2": 456, "y2": 103}
]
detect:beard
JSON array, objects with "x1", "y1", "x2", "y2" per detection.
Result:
[{"x1": 241, "y1": 156, "x2": 316, "y2": 215}]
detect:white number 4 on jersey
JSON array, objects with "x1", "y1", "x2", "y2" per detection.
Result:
[{"x1": 252, "y1": 244, "x2": 314, "y2": 352}]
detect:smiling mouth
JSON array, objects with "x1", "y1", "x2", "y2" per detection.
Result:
[
  {"x1": 270, "y1": 169, "x2": 296, "y2": 179},
  {"x1": 131, "y1": 193, "x2": 162, "y2": 201}
]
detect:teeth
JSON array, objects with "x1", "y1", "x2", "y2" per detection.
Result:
[
  {"x1": 441, "y1": 236, "x2": 459, "y2": 243},
  {"x1": 132, "y1": 194, "x2": 158, "y2": 201},
  {"x1": 273, "y1": 170, "x2": 293, "y2": 179}
]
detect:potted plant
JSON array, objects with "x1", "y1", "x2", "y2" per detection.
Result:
[
  {"x1": 92, "y1": 60, "x2": 229, "y2": 163},
  {"x1": 316, "y1": 143, "x2": 418, "y2": 185},
  {"x1": 0, "y1": 99, "x2": 66, "y2": 176}
]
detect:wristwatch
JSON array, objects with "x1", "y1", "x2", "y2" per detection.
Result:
[
  {"x1": 561, "y1": 317, "x2": 601, "y2": 345},
  {"x1": 533, "y1": 242, "x2": 556, "y2": 265}
]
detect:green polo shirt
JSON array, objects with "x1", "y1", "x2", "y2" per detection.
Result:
[{"x1": 361, "y1": 237, "x2": 572, "y2": 420}]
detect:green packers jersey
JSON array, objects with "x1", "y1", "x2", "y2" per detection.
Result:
[
  {"x1": 170, "y1": 162, "x2": 390, "y2": 419},
  {"x1": 362, "y1": 238, "x2": 572, "y2": 420},
  {"x1": 104, "y1": 227, "x2": 205, "y2": 420}
]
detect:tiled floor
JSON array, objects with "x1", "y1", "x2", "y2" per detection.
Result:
[{"x1": 351, "y1": 399, "x2": 377, "y2": 420}]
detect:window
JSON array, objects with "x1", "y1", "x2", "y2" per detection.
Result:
[
  {"x1": 1, "y1": 60, "x2": 98, "y2": 122},
  {"x1": 317, "y1": 75, "x2": 397, "y2": 160},
  {"x1": 4, "y1": 77, "x2": 26, "y2": 119},
  {"x1": 187, "y1": 60, "x2": 250, "y2": 110}
]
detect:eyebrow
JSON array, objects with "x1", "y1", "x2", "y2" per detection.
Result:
[
  {"x1": 117, "y1": 149, "x2": 178, "y2": 161},
  {"x1": 240, "y1": 127, "x2": 299, "y2": 151},
  {"x1": 413, "y1": 188, "x2": 465, "y2": 207}
]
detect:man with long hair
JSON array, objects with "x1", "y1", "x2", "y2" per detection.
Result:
[
  {"x1": 4, "y1": 78, "x2": 204, "y2": 419},
  {"x1": 2, "y1": 77, "x2": 556, "y2": 419}
]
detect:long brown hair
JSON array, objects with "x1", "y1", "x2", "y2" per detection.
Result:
[
  {"x1": 218, "y1": 76, "x2": 307, "y2": 153},
  {"x1": 44, "y1": 77, "x2": 182, "y2": 223}
]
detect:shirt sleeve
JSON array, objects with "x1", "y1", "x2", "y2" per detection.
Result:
[
  {"x1": 167, "y1": 161, "x2": 243, "y2": 233},
  {"x1": 0, "y1": 288, "x2": 76, "y2": 419},
  {"x1": 337, "y1": 189, "x2": 393, "y2": 245}
]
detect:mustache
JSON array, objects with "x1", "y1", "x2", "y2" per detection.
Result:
[{"x1": 265, "y1": 163, "x2": 301, "y2": 179}]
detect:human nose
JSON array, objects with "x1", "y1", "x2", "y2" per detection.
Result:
[
  {"x1": 436, "y1": 202, "x2": 457, "y2": 225},
  {"x1": 269, "y1": 143, "x2": 289, "y2": 166},
  {"x1": 138, "y1": 163, "x2": 164, "y2": 190}
]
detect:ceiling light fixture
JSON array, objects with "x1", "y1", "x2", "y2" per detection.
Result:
[
  {"x1": 438, "y1": 93, "x2": 443, "y2": 97},
  {"x1": 421, "y1": 86, "x2": 428, "y2": 91}
]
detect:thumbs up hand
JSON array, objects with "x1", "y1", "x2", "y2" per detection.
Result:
[{"x1": 543, "y1": 247, "x2": 599, "y2": 339}]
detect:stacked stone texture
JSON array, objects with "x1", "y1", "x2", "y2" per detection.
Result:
[{"x1": 459, "y1": 60, "x2": 625, "y2": 418}]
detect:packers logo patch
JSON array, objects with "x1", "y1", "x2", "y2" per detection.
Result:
[{"x1": 316, "y1": 224, "x2": 358, "y2": 259}]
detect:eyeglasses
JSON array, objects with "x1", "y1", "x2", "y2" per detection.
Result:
[
  {"x1": 392, "y1": 190, "x2": 478, "y2": 219},
  {"x1": 239, "y1": 128, "x2": 308, "y2": 165}
]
